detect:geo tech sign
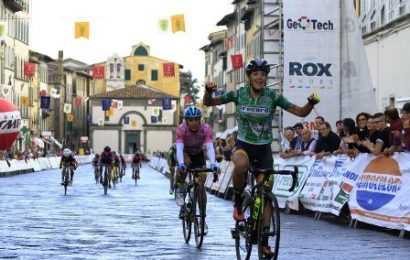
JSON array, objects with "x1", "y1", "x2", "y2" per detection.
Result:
[{"x1": 286, "y1": 16, "x2": 335, "y2": 31}]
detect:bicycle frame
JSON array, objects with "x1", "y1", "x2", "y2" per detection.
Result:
[
  {"x1": 181, "y1": 167, "x2": 214, "y2": 248},
  {"x1": 233, "y1": 164, "x2": 298, "y2": 260}
]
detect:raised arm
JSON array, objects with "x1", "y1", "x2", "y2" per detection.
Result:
[
  {"x1": 203, "y1": 90, "x2": 224, "y2": 106},
  {"x1": 286, "y1": 94, "x2": 320, "y2": 117}
]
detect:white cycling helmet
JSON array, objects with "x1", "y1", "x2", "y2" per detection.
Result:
[{"x1": 63, "y1": 148, "x2": 71, "y2": 157}]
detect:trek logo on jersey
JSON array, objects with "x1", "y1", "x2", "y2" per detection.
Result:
[
  {"x1": 240, "y1": 106, "x2": 272, "y2": 115},
  {"x1": 286, "y1": 16, "x2": 334, "y2": 31}
]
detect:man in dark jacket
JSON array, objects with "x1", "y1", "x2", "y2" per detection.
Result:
[{"x1": 314, "y1": 121, "x2": 341, "y2": 159}]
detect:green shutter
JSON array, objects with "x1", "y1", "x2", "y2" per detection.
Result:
[
  {"x1": 125, "y1": 69, "x2": 131, "y2": 80},
  {"x1": 138, "y1": 64, "x2": 144, "y2": 71},
  {"x1": 151, "y1": 70, "x2": 158, "y2": 81}
]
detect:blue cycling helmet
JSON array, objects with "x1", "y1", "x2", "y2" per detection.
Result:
[
  {"x1": 184, "y1": 106, "x2": 202, "y2": 119},
  {"x1": 245, "y1": 58, "x2": 270, "y2": 74}
]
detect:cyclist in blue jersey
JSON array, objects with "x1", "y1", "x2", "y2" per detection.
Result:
[{"x1": 203, "y1": 58, "x2": 319, "y2": 256}]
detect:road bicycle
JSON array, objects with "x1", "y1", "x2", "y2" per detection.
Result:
[
  {"x1": 132, "y1": 164, "x2": 140, "y2": 186},
  {"x1": 61, "y1": 163, "x2": 75, "y2": 195},
  {"x1": 180, "y1": 167, "x2": 215, "y2": 249},
  {"x1": 94, "y1": 164, "x2": 100, "y2": 184},
  {"x1": 119, "y1": 164, "x2": 126, "y2": 182},
  {"x1": 101, "y1": 164, "x2": 111, "y2": 195},
  {"x1": 231, "y1": 162, "x2": 298, "y2": 260},
  {"x1": 112, "y1": 165, "x2": 119, "y2": 188}
]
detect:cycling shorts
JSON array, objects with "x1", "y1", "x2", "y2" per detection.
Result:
[
  {"x1": 186, "y1": 150, "x2": 206, "y2": 169},
  {"x1": 234, "y1": 139, "x2": 273, "y2": 170}
]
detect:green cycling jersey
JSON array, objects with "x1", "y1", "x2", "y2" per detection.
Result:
[{"x1": 220, "y1": 86, "x2": 294, "y2": 145}]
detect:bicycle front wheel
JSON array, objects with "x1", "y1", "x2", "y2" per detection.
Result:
[
  {"x1": 234, "y1": 193, "x2": 253, "y2": 260},
  {"x1": 103, "y1": 168, "x2": 108, "y2": 195},
  {"x1": 258, "y1": 194, "x2": 280, "y2": 260},
  {"x1": 63, "y1": 168, "x2": 70, "y2": 195},
  {"x1": 193, "y1": 186, "x2": 205, "y2": 248},
  {"x1": 182, "y1": 192, "x2": 192, "y2": 243}
]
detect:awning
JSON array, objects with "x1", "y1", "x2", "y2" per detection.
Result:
[{"x1": 32, "y1": 138, "x2": 45, "y2": 148}]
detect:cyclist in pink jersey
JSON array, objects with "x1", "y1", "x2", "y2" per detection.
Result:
[{"x1": 176, "y1": 105, "x2": 218, "y2": 235}]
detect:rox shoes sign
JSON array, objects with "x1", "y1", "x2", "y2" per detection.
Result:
[{"x1": 288, "y1": 62, "x2": 333, "y2": 77}]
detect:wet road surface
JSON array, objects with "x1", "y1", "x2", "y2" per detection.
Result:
[{"x1": 0, "y1": 163, "x2": 409, "y2": 259}]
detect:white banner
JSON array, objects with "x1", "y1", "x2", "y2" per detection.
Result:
[
  {"x1": 340, "y1": 0, "x2": 377, "y2": 118},
  {"x1": 283, "y1": 0, "x2": 340, "y2": 130}
]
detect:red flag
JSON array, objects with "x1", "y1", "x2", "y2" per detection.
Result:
[
  {"x1": 24, "y1": 62, "x2": 36, "y2": 77},
  {"x1": 163, "y1": 63, "x2": 175, "y2": 77},
  {"x1": 184, "y1": 95, "x2": 192, "y2": 105},
  {"x1": 230, "y1": 54, "x2": 243, "y2": 70},
  {"x1": 92, "y1": 65, "x2": 105, "y2": 80},
  {"x1": 74, "y1": 96, "x2": 82, "y2": 106}
]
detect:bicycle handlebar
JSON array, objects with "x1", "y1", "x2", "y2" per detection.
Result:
[
  {"x1": 186, "y1": 168, "x2": 215, "y2": 174},
  {"x1": 251, "y1": 166, "x2": 299, "y2": 192}
]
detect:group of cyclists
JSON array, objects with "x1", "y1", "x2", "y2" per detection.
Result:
[
  {"x1": 59, "y1": 145, "x2": 142, "y2": 189},
  {"x1": 58, "y1": 57, "x2": 319, "y2": 258},
  {"x1": 162, "y1": 57, "x2": 319, "y2": 257}
]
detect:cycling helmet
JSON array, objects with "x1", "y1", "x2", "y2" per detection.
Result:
[
  {"x1": 63, "y1": 148, "x2": 71, "y2": 157},
  {"x1": 245, "y1": 58, "x2": 270, "y2": 74},
  {"x1": 184, "y1": 106, "x2": 202, "y2": 119},
  {"x1": 104, "y1": 145, "x2": 111, "y2": 152}
]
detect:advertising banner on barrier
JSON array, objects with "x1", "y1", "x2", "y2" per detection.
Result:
[
  {"x1": 273, "y1": 156, "x2": 315, "y2": 210},
  {"x1": 346, "y1": 153, "x2": 410, "y2": 231},
  {"x1": 298, "y1": 155, "x2": 353, "y2": 215},
  {"x1": 278, "y1": 153, "x2": 410, "y2": 230}
]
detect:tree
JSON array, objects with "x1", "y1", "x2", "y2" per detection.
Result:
[{"x1": 180, "y1": 71, "x2": 200, "y2": 104}]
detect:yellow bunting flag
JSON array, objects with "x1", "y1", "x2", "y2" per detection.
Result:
[
  {"x1": 63, "y1": 103, "x2": 72, "y2": 114},
  {"x1": 108, "y1": 107, "x2": 114, "y2": 117},
  {"x1": 131, "y1": 119, "x2": 137, "y2": 127},
  {"x1": 21, "y1": 96, "x2": 29, "y2": 106},
  {"x1": 75, "y1": 22, "x2": 90, "y2": 39},
  {"x1": 171, "y1": 14, "x2": 185, "y2": 33},
  {"x1": 67, "y1": 114, "x2": 74, "y2": 122}
]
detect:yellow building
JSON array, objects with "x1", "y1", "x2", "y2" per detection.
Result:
[{"x1": 93, "y1": 42, "x2": 181, "y2": 97}]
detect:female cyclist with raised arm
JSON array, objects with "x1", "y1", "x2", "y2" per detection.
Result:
[{"x1": 203, "y1": 58, "x2": 319, "y2": 256}]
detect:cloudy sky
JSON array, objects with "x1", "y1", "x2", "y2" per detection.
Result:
[{"x1": 29, "y1": 0, "x2": 233, "y2": 83}]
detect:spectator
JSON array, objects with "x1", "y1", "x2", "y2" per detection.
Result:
[
  {"x1": 215, "y1": 138, "x2": 224, "y2": 162},
  {"x1": 356, "y1": 112, "x2": 370, "y2": 141},
  {"x1": 335, "y1": 120, "x2": 345, "y2": 138},
  {"x1": 366, "y1": 115, "x2": 377, "y2": 137},
  {"x1": 334, "y1": 118, "x2": 362, "y2": 158},
  {"x1": 402, "y1": 102, "x2": 410, "y2": 151},
  {"x1": 313, "y1": 116, "x2": 325, "y2": 139},
  {"x1": 293, "y1": 122, "x2": 304, "y2": 150},
  {"x1": 384, "y1": 106, "x2": 403, "y2": 153},
  {"x1": 314, "y1": 121, "x2": 341, "y2": 159},
  {"x1": 226, "y1": 130, "x2": 237, "y2": 151},
  {"x1": 362, "y1": 112, "x2": 390, "y2": 156},
  {"x1": 280, "y1": 127, "x2": 298, "y2": 159},
  {"x1": 299, "y1": 128, "x2": 316, "y2": 156}
]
